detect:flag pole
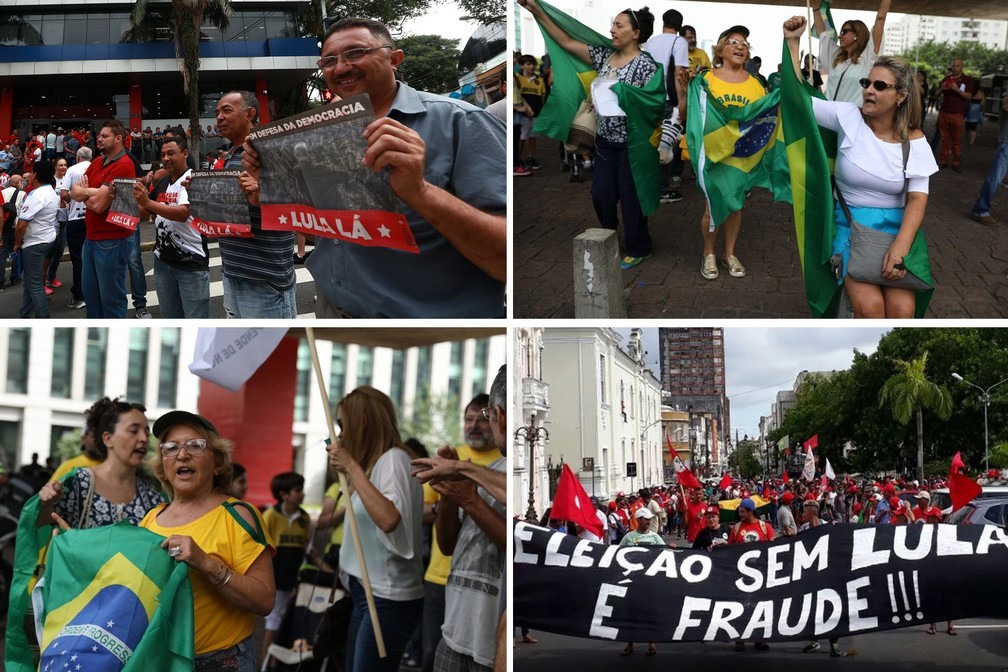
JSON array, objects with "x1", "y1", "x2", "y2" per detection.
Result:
[
  {"x1": 305, "y1": 326, "x2": 387, "y2": 657},
  {"x1": 806, "y1": 0, "x2": 813, "y2": 85}
]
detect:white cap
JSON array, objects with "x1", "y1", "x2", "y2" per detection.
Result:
[
  {"x1": 915, "y1": 490, "x2": 931, "y2": 500},
  {"x1": 634, "y1": 507, "x2": 653, "y2": 520}
]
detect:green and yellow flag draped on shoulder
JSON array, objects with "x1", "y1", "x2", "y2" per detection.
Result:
[
  {"x1": 685, "y1": 73, "x2": 792, "y2": 229},
  {"x1": 529, "y1": 0, "x2": 665, "y2": 215}
]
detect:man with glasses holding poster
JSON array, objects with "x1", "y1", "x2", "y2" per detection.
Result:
[{"x1": 243, "y1": 18, "x2": 506, "y2": 318}]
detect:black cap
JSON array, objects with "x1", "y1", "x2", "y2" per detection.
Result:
[
  {"x1": 517, "y1": 54, "x2": 537, "y2": 66},
  {"x1": 153, "y1": 410, "x2": 219, "y2": 439},
  {"x1": 718, "y1": 25, "x2": 750, "y2": 41}
]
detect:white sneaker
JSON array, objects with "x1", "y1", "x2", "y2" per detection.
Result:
[{"x1": 701, "y1": 254, "x2": 718, "y2": 280}]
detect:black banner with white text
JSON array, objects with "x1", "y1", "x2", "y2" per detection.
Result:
[{"x1": 513, "y1": 521, "x2": 1008, "y2": 642}]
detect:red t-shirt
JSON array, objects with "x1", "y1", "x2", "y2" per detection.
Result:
[
  {"x1": 83, "y1": 149, "x2": 136, "y2": 240},
  {"x1": 728, "y1": 519, "x2": 775, "y2": 544},
  {"x1": 939, "y1": 74, "x2": 974, "y2": 115},
  {"x1": 685, "y1": 501, "x2": 708, "y2": 542}
]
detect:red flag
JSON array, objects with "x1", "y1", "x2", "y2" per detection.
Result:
[
  {"x1": 803, "y1": 434, "x2": 819, "y2": 451},
  {"x1": 782, "y1": 470, "x2": 790, "y2": 483},
  {"x1": 670, "y1": 454, "x2": 702, "y2": 489},
  {"x1": 666, "y1": 435, "x2": 677, "y2": 462},
  {"x1": 550, "y1": 464, "x2": 603, "y2": 539},
  {"x1": 718, "y1": 473, "x2": 732, "y2": 491},
  {"x1": 950, "y1": 451, "x2": 966, "y2": 476},
  {"x1": 948, "y1": 453, "x2": 981, "y2": 512}
]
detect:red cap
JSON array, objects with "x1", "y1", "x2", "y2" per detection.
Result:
[
  {"x1": 781, "y1": 492, "x2": 794, "y2": 504},
  {"x1": 608, "y1": 501, "x2": 617, "y2": 511},
  {"x1": 705, "y1": 505, "x2": 720, "y2": 516},
  {"x1": 884, "y1": 483, "x2": 896, "y2": 495},
  {"x1": 889, "y1": 496, "x2": 901, "y2": 509}
]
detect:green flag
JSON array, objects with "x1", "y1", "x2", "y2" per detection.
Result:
[
  {"x1": 529, "y1": 0, "x2": 665, "y2": 215},
  {"x1": 40, "y1": 523, "x2": 194, "y2": 672},
  {"x1": 779, "y1": 41, "x2": 842, "y2": 317},
  {"x1": 810, "y1": 0, "x2": 836, "y2": 38},
  {"x1": 685, "y1": 74, "x2": 792, "y2": 228}
]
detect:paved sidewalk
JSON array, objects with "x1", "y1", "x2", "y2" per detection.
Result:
[{"x1": 513, "y1": 112, "x2": 1008, "y2": 318}]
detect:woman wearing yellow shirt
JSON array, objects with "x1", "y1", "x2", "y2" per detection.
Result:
[
  {"x1": 696, "y1": 25, "x2": 766, "y2": 281},
  {"x1": 141, "y1": 410, "x2": 276, "y2": 672}
]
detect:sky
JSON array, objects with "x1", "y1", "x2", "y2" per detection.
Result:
[
  {"x1": 401, "y1": 4, "x2": 482, "y2": 44},
  {"x1": 616, "y1": 326, "x2": 891, "y2": 441}
]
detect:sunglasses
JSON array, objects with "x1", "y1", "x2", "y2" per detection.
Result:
[
  {"x1": 839, "y1": 28, "x2": 855, "y2": 36},
  {"x1": 859, "y1": 78, "x2": 899, "y2": 92}
]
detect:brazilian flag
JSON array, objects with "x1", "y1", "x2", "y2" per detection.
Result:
[
  {"x1": 529, "y1": 0, "x2": 665, "y2": 216},
  {"x1": 685, "y1": 74, "x2": 792, "y2": 229},
  {"x1": 717, "y1": 495, "x2": 772, "y2": 524},
  {"x1": 810, "y1": 0, "x2": 837, "y2": 38},
  {"x1": 6, "y1": 520, "x2": 194, "y2": 672},
  {"x1": 39, "y1": 523, "x2": 194, "y2": 672}
]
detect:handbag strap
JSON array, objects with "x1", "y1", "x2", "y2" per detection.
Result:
[
  {"x1": 77, "y1": 468, "x2": 96, "y2": 529},
  {"x1": 830, "y1": 65, "x2": 849, "y2": 101}
]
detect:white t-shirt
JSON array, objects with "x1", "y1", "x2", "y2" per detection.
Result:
[
  {"x1": 55, "y1": 175, "x2": 69, "y2": 222},
  {"x1": 152, "y1": 169, "x2": 203, "y2": 263},
  {"x1": 64, "y1": 160, "x2": 91, "y2": 220},
  {"x1": 819, "y1": 28, "x2": 878, "y2": 106},
  {"x1": 18, "y1": 184, "x2": 59, "y2": 248},
  {"x1": 339, "y1": 447, "x2": 424, "y2": 600},
  {"x1": 812, "y1": 99, "x2": 938, "y2": 208},
  {"x1": 644, "y1": 32, "x2": 689, "y2": 101}
]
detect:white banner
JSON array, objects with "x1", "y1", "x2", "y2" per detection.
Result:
[{"x1": 188, "y1": 327, "x2": 288, "y2": 392}]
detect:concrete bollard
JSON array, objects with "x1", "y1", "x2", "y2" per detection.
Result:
[{"x1": 573, "y1": 228, "x2": 627, "y2": 318}]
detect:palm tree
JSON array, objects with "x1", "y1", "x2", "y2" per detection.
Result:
[
  {"x1": 128, "y1": 0, "x2": 234, "y2": 158},
  {"x1": 878, "y1": 352, "x2": 952, "y2": 481}
]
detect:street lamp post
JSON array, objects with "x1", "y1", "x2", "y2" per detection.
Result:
[
  {"x1": 952, "y1": 372, "x2": 1008, "y2": 472},
  {"x1": 515, "y1": 413, "x2": 550, "y2": 522},
  {"x1": 640, "y1": 416, "x2": 664, "y2": 485}
]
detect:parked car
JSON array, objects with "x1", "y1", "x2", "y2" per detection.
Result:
[
  {"x1": 930, "y1": 485, "x2": 1008, "y2": 515},
  {"x1": 944, "y1": 497, "x2": 1008, "y2": 527}
]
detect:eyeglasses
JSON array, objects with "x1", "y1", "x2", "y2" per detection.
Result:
[
  {"x1": 726, "y1": 38, "x2": 751, "y2": 50},
  {"x1": 160, "y1": 438, "x2": 208, "y2": 458},
  {"x1": 859, "y1": 78, "x2": 899, "y2": 92},
  {"x1": 316, "y1": 45, "x2": 393, "y2": 70},
  {"x1": 481, "y1": 406, "x2": 493, "y2": 420}
]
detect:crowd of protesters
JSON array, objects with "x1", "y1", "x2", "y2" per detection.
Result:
[{"x1": 514, "y1": 0, "x2": 1008, "y2": 318}]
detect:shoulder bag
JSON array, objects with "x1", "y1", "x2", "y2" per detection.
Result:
[{"x1": 838, "y1": 139, "x2": 932, "y2": 292}]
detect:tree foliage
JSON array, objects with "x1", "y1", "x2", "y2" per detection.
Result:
[
  {"x1": 454, "y1": 0, "x2": 506, "y2": 24},
  {"x1": 396, "y1": 35, "x2": 462, "y2": 94},
  {"x1": 399, "y1": 386, "x2": 463, "y2": 451},
  {"x1": 769, "y1": 329, "x2": 1008, "y2": 477},
  {"x1": 902, "y1": 39, "x2": 1008, "y2": 91},
  {"x1": 728, "y1": 439, "x2": 763, "y2": 480}
]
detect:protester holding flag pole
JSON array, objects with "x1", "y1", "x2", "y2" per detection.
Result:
[
  {"x1": 141, "y1": 410, "x2": 276, "y2": 672},
  {"x1": 325, "y1": 386, "x2": 425, "y2": 672},
  {"x1": 516, "y1": 0, "x2": 665, "y2": 271},
  {"x1": 810, "y1": 0, "x2": 891, "y2": 107},
  {"x1": 784, "y1": 15, "x2": 936, "y2": 319}
]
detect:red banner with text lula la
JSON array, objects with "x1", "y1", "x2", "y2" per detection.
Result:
[{"x1": 261, "y1": 204, "x2": 418, "y2": 253}]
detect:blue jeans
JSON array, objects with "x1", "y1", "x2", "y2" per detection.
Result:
[
  {"x1": 66, "y1": 218, "x2": 86, "y2": 301},
  {"x1": 222, "y1": 275, "x2": 296, "y2": 319},
  {"x1": 19, "y1": 242, "x2": 49, "y2": 318},
  {"x1": 46, "y1": 222, "x2": 67, "y2": 282},
  {"x1": 153, "y1": 257, "x2": 210, "y2": 318},
  {"x1": 128, "y1": 226, "x2": 147, "y2": 309},
  {"x1": 82, "y1": 236, "x2": 130, "y2": 318},
  {"x1": 193, "y1": 634, "x2": 256, "y2": 672},
  {"x1": 345, "y1": 576, "x2": 423, "y2": 672},
  {"x1": 971, "y1": 142, "x2": 1008, "y2": 216},
  {"x1": 591, "y1": 136, "x2": 652, "y2": 257}
]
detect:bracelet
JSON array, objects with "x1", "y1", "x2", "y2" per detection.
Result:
[
  {"x1": 217, "y1": 566, "x2": 233, "y2": 589},
  {"x1": 211, "y1": 561, "x2": 227, "y2": 586}
]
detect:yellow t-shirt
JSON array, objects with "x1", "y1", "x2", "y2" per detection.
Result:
[
  {"x1": 704, "y1": 70, "x2": 767, "y2": 108},
  {"x1": 49, "y1": 454, "x2": 101, "y2": 483},
  {"x1": 688, "y1": 48, "x2": 712, "y2": 76},
  {"x1": 422, "y1": 444, "x2": 503, "y2": 586},
  {"x1": 140, "y1": 499, "x2": 275, "y2": 654},
  {"x1": 323, "y1": 481, "x2": 345, "y2": 547}
]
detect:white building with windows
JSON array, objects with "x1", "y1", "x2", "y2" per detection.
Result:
[
  {"x1": 0, "y1": 326, "x2": 505, "y2": 505},
  {"x1": 883, "y1": 14, "x2": 1008, "y2": 55},
  {"x1": 539, "y1": 328, "x2": 663, "y2": 504}
]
